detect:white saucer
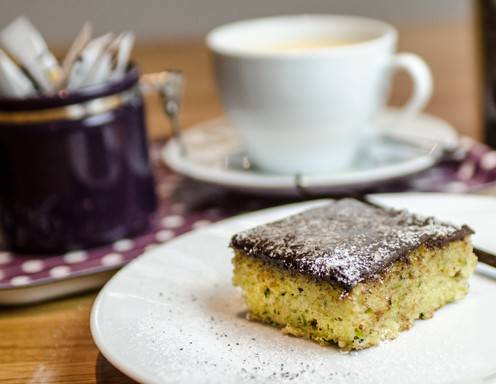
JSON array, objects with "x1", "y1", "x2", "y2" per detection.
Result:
[
  {"x1": 162, "y1": 109, "x2": 458, "y2": 196},
  {"x1": 91, "y1": 193, "x2": 496, "y2": 384}
]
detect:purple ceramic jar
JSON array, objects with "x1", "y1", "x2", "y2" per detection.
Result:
[{"x1": 0, "y1": 66, "x2": 157, "y2": 253}]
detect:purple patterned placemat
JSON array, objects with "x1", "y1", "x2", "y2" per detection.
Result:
[{"x1": 1, "y1": 137, "x2": 495, "y2": 289}]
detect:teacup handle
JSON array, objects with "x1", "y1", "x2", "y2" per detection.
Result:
[{"x1": 390, "y1": 53, "x2": 433, "y2": 116}]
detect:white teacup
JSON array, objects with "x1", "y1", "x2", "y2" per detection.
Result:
[{"x1": 207, "y1": 15, "x2": 432, "y2": 175}]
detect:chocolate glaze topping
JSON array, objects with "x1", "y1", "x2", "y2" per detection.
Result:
[{"x1": 230, "y1": 199, "x2": 473, "y2": 292}]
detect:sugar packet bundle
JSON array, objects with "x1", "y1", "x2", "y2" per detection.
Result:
[{"x1": 0, "y1": 16, "x2": 135, "y2": 98}]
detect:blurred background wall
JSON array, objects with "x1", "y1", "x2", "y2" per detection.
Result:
[{"x1": 0, "y1": 0, "x2": 472, "y2": 45}]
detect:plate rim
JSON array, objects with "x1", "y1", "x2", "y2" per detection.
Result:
[{"x1": 91, "y1": 193, "x2": 496, "y2": 384}]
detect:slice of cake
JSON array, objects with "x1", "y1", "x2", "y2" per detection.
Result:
[{"x1": 230, "y1": 199, "x2": 477, "y2": 350}]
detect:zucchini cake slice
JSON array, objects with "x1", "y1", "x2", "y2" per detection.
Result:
[{"x1": 230, "y1": 199, "x2": 477, "y2": 351}]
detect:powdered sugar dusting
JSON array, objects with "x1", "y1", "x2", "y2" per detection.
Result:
[{"x1": 231, "y1": 199, "x2": 472, "y2": 291}]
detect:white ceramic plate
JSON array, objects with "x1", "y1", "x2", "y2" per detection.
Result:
[
  {"x1": 162, "y1": 109, "x2": 459, "y2": 196},
  {"x1": 91, "y1": 193, "x2": 496, "y2": 384}
]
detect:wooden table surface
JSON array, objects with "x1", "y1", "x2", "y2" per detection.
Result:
[{"x1": 0, "y1": 21, "x2": 484, "y2": 383}]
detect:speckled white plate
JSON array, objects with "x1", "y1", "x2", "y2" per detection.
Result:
[{"x1": 91, "y1": 194, "x2": 496, "y2": 384}]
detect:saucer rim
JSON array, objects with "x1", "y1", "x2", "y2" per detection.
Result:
[{"x1": 162, "y1": 110, "x2": 456, "y2": 195}]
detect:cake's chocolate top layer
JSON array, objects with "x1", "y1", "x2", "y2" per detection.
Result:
[{"x1": 230, "y1": 199, "x2": 473, "y2": 291}]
